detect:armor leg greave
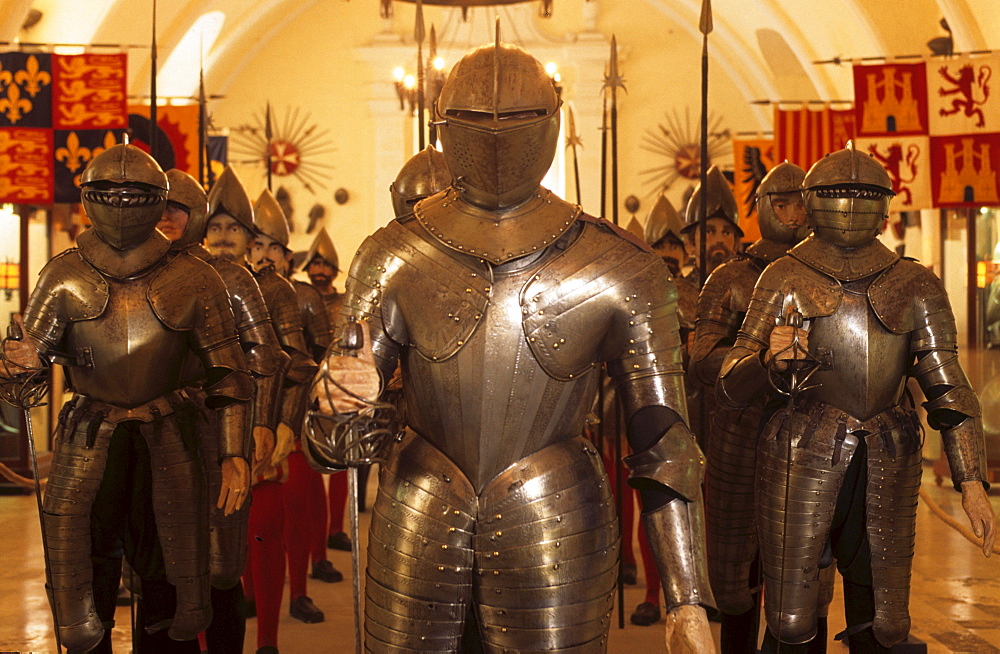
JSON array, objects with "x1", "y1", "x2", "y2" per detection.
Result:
[
  {"x1": 140, "y1": 419, "x2": 212, "y2": 640},
  {"x1": 475, "y1": 437, "x2": 617, "y2": 653},
  {"x1": 42, "y1": 420, "x2": 116, "y2": 652},
  {"x1": 756, "y1": 406, "x2": 858, "y2": 645},
  {"x1": 705, "y1": 403, "x2": 764, "y2": 615},
  {"x1": 364, "y1": 433, "x2": 476, "y2": 652}
]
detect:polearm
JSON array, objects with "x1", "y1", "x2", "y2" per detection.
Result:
[
  {"x1": 415, "y1": 0, "x2": 426, "y2": 151},
  {"x1": 698, "y1": 0, "x2": 711, "y2": 292},
  {"x1": 265, "y1": 101, "x2": 273, "y2": 192},
  {"x1": 198, "y1": 47, "x2": 207, "y2": 189},
  {"x1": 566, "y1": 105, "x2": 583, "y2": 206},
  {"x1": 149, "y1": 0, "x2": 158, "y2": 162},
  {"x1": 602, "y1": 34, "x2": 627, "y2": 630}
]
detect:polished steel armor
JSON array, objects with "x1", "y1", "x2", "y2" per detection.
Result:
[
  {"x1": 643, "y1": 193, "x2": 685, "y2": 248},
  {"x1": 718, "y1": 149, "x2": 987, "y2": 648},
  {"x1": 302, "y1": 228, "x2": 340, "y2": 273},
  {"x1": 208, "y1": 166, "x2": 255, "y2": 233},
  {"x1": 682, "y1": 165, "x2": 742, "y2": 237},
  {"x1": 17, "y1": 145, "x2": 253, "y2": 649},
  {"x1": 390, "y1": 145, "x2": 451, "y2": 218},
  {"x1": 254, "y1": 189, "x2": 291, "y2": 246},
  {"x1": 166, "y1": 169, "x2": 209, "y2": 251}
]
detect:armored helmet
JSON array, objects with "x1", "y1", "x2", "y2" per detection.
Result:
[
  {"x1": 802, "y1": 141, "x2": 894, "y2": 248},
  {"x1": 80, "y1": 142, "x2": 168, "y2": 250},
  {"x1": 207, "y1": 166, "x2": 255, "y2": 234},
  {"x1": 435, "y1": 36, "x2": 561, "y2": 209},
  {"x1": 682, "y1": 166, "x2": 743, "y2": 238},
  {"x1": 253, "y1": 189, "x2": 290, "y2": 247},
  {"x1": 302, "y1": 228, "x2": 339, "y2": 272},
  {"x1": 756, "y1": 162, "x2": 809, "y2": 244},
  {"x1": 166, "y1": 169, "x2": 209, "y2": 250},
  {"x1": 390, "y1": 145, "x2": 451, "y2": 218},
  {"x1": 643, "y1": 193, "x2": 685, "y2": 248}
]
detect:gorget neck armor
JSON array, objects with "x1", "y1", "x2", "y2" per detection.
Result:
[
  {"x1": 415, "y1": 186, "x2": 580, "y2": 265},
  {"x1": 789, "y1": 235, "x2": 898, "y2": 282},
  {"x1": 77, "y1": 228, "x2": 170, "y2": 279},
  {"x1": 744, "y1": 238, "x2": 792, "y2": 266}
]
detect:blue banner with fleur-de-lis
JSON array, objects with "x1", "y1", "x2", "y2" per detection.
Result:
[
  {"x1": 54, "y1": 128, "x2": 126, "y2": 203},
  {"x1": 0, "y1": 52, "x2": 52, "y2": 128}
]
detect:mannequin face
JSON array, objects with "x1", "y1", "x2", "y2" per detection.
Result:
[
  {"x1": 307, "y1": 258, "x2": 338, "y2": 289},
  {"x1": 771, "y1": 192, "x2": 807, "y2": 230},
  {"x1": 652, "y1": 239, "x2": 687, "y2": 277},
  {"x1": 157, "y1": 202, "x2": 190, "y2": 242},
  {"x1": 248, "y1": 232, "x2": 288, "y2": 273},
  {"x1": 205, "y1": 214, "x2": 253, "y2": 260},
  {"x1": 688, "y1": 217, "x2": 739, "y2": 272}
]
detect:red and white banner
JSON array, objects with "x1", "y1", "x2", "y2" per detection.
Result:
[
  {"x1": 927, "y1": 55, "x2": 1000, "y2": 136},
  {"x1": 929, "y1": 133, "x2": 1000, "y2": 207},
  {"x1": 774, "y1": 104, "x2": 856, "y2": 172},
  {"x1": 52, "y1": 53, "x2": 127, "y2": 130},
  {"x1": 853, "y1": 62, "x2": 929, "y2": 137},
  {"x1": 854, "y1": 136, "x2": 932, "y2": 211}
]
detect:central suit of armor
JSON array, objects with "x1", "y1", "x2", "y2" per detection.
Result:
[{"x1": 310, "y1": 39, "x2": 713, "y2": 653}]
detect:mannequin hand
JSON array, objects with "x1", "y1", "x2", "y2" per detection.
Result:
[
  {"x1": 252, "y1": 426, "x2": 275, "y2": 477},
  {"x1": 2, "y1": 314, "x2": 43, "y2": 373},
  {"x1": 961, "y1": 480, "x2": 997, "y2": 557},
  {"x1": 767, "y1": 325, "x2": 809, "y2": 371},
  {"x1": 313, "y1": 326, "x2": 380, "y2": 414},
  {"x1": 272, "y1": 422, "x2": 295, "y2": 466},
  {"x1": 664, "y1": 604, "x2": 714, "y2": 653},
  {"x1": 217, "y1": 457, "x2": 250, "y2": 516}
]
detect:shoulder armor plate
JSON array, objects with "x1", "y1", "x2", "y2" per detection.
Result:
[
  {"x1": 39, "y1": 250, "x2": 109, "y2": 321},
  {"x1": 347, "y1": 219, "x2": 491, "y2": 362},
  {"x1": 868, "y1": 258, "x2": 947, "y2": 334},
  {"x1": 757, "y1": 256, "x2": 843, "y2": 320},
  {"x1": 148, "y1": 251, "x2": 227, "y2": 332},
  {"x1": 521, "y1": 220, "x2": 671, "y2": 381}
]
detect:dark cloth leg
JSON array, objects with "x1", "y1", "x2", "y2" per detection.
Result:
[{"x1": 204, "y1": 583, "x2": 247, "y2": 654}]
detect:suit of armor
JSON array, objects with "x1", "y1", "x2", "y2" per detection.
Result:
[
  {"x1": 718, "y1": 145, "x2": 991, "y2": 650},
  {"x1": 310, "y1": 40, "x2": 714, "y2": 653},
  {"x1": 11, "y1": 146, "x2": 253, "y2": 651},
  {"x1": 689, "y1": 163, "x2": 812, "y2": 652}
]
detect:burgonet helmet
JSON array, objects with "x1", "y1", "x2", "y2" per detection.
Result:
[
  {"x1": 207, "y1": 166, "x2": 255, "y2": 234},
  {"x1": 682, "y1": 165, "x2": 742, "y2": 238},
  {"x1": 80, "y1": 142, "x2": 168, "y2": 250},
  {"x1": 253, "y1": 189, "x2": 290, "y2": 247},
  {"x1": 390, "y1": 145, "x2": 451, "y2": 218},
  {"x1": 302, "y1": 228, "x2": 339, "y2": 272},
  {"x1": 756, "y1": 162, "x2": 809, "y2": 244},
  {"x1": 166, "y1": 169, "x2": 209, "y2": 251},
  {"x1": 643, "y1": 193, "x2": 685, "y2": 248},
  {"x1": 435, "y1": 32, "x2": 561, "y2": 209},
  {"x1": 803, "y1": 141, "x2": 894, "y2": 248}
]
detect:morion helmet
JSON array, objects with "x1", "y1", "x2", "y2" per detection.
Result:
[
  {"x1": 253, "y1": 189, "x2": 290, "y2": 247},
  {"x1": 302, "y1": 228, "x2": 339, "y2": 272},
  {"x1": 390, "y1": 145, "x2": 451, "y2": 218},
  {"x1": 207, "y1": 166, "x2": 255, "y2": 234},
  {"x1": 435, "y1": 31, "x2": 561, "y2": 209},
  {"x1": 80, "y1": 142, "x2": 168, "y2": 250},
  {"x1": 682, "y1": 165, "x2": 742, "y2": 237},
  {"x1": 166, "y1": 169, "x2": 209, "y2": 250},
  {"x1": 643, "y1": 193, "x2": 685, "y2": 248},
  {"x1": 803, "y1": 141, "x2": 894, "y2": 248},
  {"x1": 756, "y1": 162, "x2": 809, "y2": 244}
]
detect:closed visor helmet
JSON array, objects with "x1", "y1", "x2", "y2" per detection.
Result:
[
  {"x1": 80, "y1": 143, "x2": 168, "y2": 250},
  {"x1": 435, "y1": 38, "x2": 561, "y2": 209},
  {"x1": 756, "y1": 161, "x2": 809, "y2": 243},
  {"x1": 803, "y1": 141, "x2": 894, "y2": 248},
  {"x1": 390, "y1": 145, "x2": 451, "y2": 218},
  {"x1": 166, "y1": 169, "x2": 209, "y2": 250}
]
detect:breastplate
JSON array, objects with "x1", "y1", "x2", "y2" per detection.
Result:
[
  {"x1": 403, "y1": 250, "x2": 597, "y2": 492},
  {"x1": 803, "y1": 278, "x2": 909, "y2": 421},
  {"x1": 65, "y1": 274, "x2": 188, "y2": 408}
]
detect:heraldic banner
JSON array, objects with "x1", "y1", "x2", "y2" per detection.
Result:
[
  {"x1": 0, "y1": 50, "x2": 128, "y2": 204},
  {"x1": 774, "y1": 104, "x2": 856, "y2": 172},
  {"x1": 128, "y1": 103, "x2": 200, "y2": 179},
  {"x1": 732, "y1": 137, "x2": 776, "y2": 242}
]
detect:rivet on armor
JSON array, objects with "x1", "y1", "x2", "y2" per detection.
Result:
[
  {"x1": 494, "y1": 570, "x2": 500, "y2": 576},
  {"x1": 538, "y1": 310, "x2": 545, "y2": 315},
  {"x1": 629, "y1": 320, "x2": 635, "y2": 326},
  {"x1": 553, "y1": 343, "x2": 559, "y2": 349},
  {"x1": 443, "y1": 474, "x2": 452, "y2": 482},
  {"x1": 633, "y1": 364, "x2": 640, "y2": 369},
  {"x1": 466, "y1": 288, "x2": 472, "y2": 293},
  {"x1": 454, "y1": 317, "x2": 461, "y2": 322},
  {"x1": 493, "y1": 551, "x2": 499, "y2": 557},
  {"x1": 569, "y1": 374, "x2": 574, "y2": 379},
  {"x1": 629, "y1": 349, "x2": 636, "y2": 355},
  {"x1": 529, "y1": 337, "x2": 536, "y2": 342},
  {"x1": 438, "y1": 566, "x2": 445, "y2": 572},
  {"x1": 475, "y1": 314, "x2": 481, "y2": 319},
  {"x1": 454, "y1": 510, "x2": 461, "y2": 515},
  {"x1": 449, "y1": 527, "x2": 456, "y2": 533},
  {"x1": 553, "y1": 564, "x2": 560, "y2": 569}
]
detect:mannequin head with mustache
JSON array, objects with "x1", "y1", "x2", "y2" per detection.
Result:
[
  {"x1": 686, "y1": 216, "x2": 739, "y2": 274},
  {"x1": 205, "y1": 213, "x2": 254, "y2": 262}
]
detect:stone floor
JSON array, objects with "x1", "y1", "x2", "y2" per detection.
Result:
[{"x1": 0, "y1": 464, "x2": 997, "y2": 653}]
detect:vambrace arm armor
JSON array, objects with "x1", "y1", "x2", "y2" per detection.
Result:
[
  {"x1": 605, "y1": 260, "x2": 714, "y2": 610},
  {"x1": 689, "y1": 261, "x2": 747, "y2": 389},
  {"x1": 243, "y1": 330, "x2": 290, "y2": 431}
]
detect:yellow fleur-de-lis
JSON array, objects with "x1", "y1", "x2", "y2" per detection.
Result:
[
  {"x1": 55, "y1": 131, "x2": 93, "y2": 173},
  {"x1": 0, "y1": 62, "x2": 12, "y2": 89},
  {"x1": 90, "y1": 131, "x2": 118, "y2": 160},
  {"x1": 14, "y1": 55, "x2": 51, "y2": 98},
  {"x1": 0, "y1": 84, "x2": 33, "y2": 124}
]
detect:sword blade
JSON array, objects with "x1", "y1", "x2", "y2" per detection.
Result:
[{"x1": 348, "y1": 465, "x2": 363, "y2": 654}]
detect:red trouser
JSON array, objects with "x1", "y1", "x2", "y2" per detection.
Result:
[
  {"x1": 245, "y1": 481, "x2": 284, "y2": 649},
  {"x1": 283, "y1": 450, "x2": 329, "y2": 598},
  {"x1": 327, "y1": 469, "x2": 347, "y2": 535}
]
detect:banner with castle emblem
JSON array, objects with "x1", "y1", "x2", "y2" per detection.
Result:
[
  {"x1": 853, "y1": 62, "x2": 929, "y2": 137},
  {"x1": 0, "y1": 52, "x2": 52, "y2": 128},
  {"x1": 930, "y1": 133, "x2": 1000, "y2": 207},
  {"x1": 0, "y1": 127, "x2": 53, "y2": 202},
  {"x1": 52, "y1": 53, "x2": 127, "y2": 130},
  {"x1": 54, "y1": 129, "x2": 126, "y2": 203},
  {"x1": 927, "y1": 55, "x2": 1000, "y2": 136},
  {"x1": 774, "y1": 104, "x2": 856, "y2": 171},
  {"x1": 732, "y1": 137, "x2": 776, "y2": 242},
  {"x1": 854, "y1": 136, "x2": 933, "y2": 211}
]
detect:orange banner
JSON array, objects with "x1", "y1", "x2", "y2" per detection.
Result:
[
  {"x1": 732, "y1": 138, "x2": 776, "y2": 242},
  {"x1": 128, "y1": 104, "x2": 200, "y2": 177},
  {"x1": 53, "y1": 53, "x2": 127, "y2": 130}
]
